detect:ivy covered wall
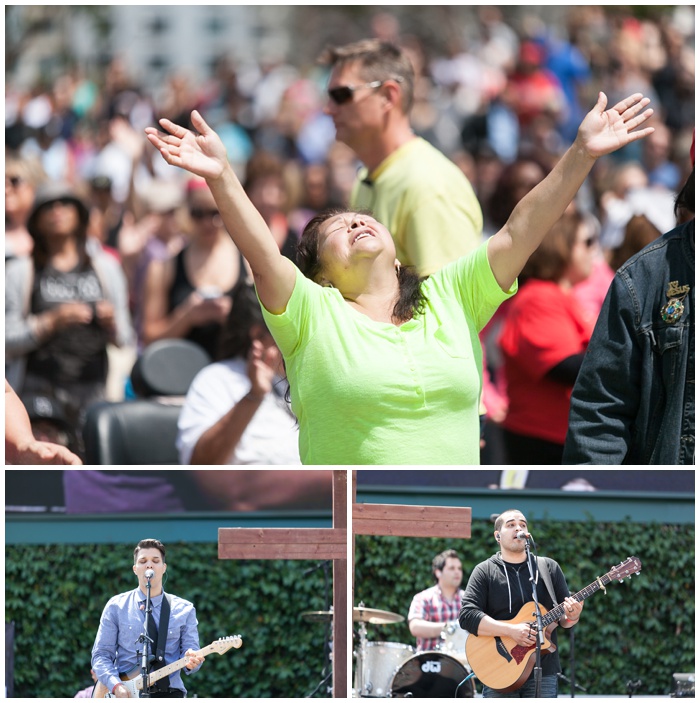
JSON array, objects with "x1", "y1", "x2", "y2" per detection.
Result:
[
  {"x1": 5, "y1": 542, "x2": 334, "y2": 698},
  {"x1": 5, "y1": 517, "x2": 694, "y2": 698}
]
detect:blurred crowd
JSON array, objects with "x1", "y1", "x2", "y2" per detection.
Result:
[{"x1": 5, "y1": 7, "x2": 695, "y2": 464}]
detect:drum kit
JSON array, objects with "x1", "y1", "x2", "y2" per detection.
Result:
[{"x1": 352, "y1": 604, "x2": 475, "y2": 698}]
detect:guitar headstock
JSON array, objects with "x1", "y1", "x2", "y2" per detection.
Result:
[
  {"x1": 211, "y1": 635, "x2": 243, "y2": 654},
  {"x1": 608, "y1": 556, "x2": 642, "y2": 582}
]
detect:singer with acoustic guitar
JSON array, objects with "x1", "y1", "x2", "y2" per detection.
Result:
[
  {"x1": 92, "y1": 539, "x2": 204, "y2": 698},
  {"x1": 458, "y1": 510, "x2": 583, "y2": 697}
]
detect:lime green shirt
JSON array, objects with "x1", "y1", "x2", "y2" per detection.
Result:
[
  {"x1": 351, "y1": 137, "x2": 483, "y2": 276},
  {"x1": 260, "y1": 241, "x2": 516, "y2": 465}
]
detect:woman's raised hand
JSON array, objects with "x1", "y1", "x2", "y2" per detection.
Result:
[
  {"x1": 577, "y1": 92, "x2": 655, "y2": 159},
  {"x1": 145, "y1": 110, "x2": 228, "y2": 180}
]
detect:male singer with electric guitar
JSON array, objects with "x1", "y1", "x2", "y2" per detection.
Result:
[
  {"x1": 459, "y1": 510, "x2": 583, "y2": 697},
  {"x1": 92, "y1": 539, "x2": 204, "y2": 698}
]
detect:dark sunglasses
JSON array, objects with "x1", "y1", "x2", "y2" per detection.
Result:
[
  {"x1": 327, "y1": 77, "x2": 402, "y2": 106},
  {"x1": 189, "y1": 208, "x2": 219, "y2": 220}
]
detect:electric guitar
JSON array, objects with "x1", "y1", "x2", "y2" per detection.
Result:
[
  {"x1": 466, "y1": 557, "x2": 642, "y2": 693},
  {"x1": 92, "y1": 635, "x2": 243, "y2": 698}
]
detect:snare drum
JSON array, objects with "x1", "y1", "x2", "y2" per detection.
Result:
[
  {"x1": 355, "y1": 641, "x2": 415, "y2": 697},
  {"x1": 390, "y1": 651, "x2": 475, "y2": 698},
  {"x1": 437, "y1": 621, "x2": 469, "y2": 664}
]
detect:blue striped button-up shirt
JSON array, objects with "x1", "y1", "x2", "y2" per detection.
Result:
[{"x1": 92, "y1": 588, "x2": 201, "y2": 695}]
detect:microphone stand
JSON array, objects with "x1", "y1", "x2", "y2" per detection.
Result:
[
  {"x1": 524, "y1": 538, "x2": 544, "y2": 698},
  {"x1": 558, "y1": 672, "x2": 587, "y2": 695},
  {"x1": 569, "y1": 626, "x2": 576, "y2": 697},
  {"x1": 138, "y1": 576, "x2": 154, "y2": 698}
]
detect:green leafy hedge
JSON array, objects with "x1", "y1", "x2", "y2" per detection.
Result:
[
  {"x1": 5, "y1": 542, "x2": 334, "y2": 698},
  {"x1": 5, "y1": 518, "x2": 694, "y2": 698},
  {"x1": 354, "y1": 518, "x2": 694, "y2": 697}
]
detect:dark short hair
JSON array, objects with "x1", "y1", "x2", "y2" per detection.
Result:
[
  {"x1": 134, "y1": 539, "x2": 166, "y2": 564},
  {"x1": 432, "y1": 549, "x2": 460, "y2": 581},
  {"x1": 494, "y1": 510, "x2": 526, "y2": 533},
  {"x1": 319, "y1": 39, "x2": 414, "y2": 113},
  {"x1": 215, "y1": 282, "x2": 268, "y2": 362}
]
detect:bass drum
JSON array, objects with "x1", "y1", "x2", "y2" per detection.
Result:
[
  {"x1": 355, "y1": 641, "x2": 415, "y2": 697},
  {"x1": 390, "y1": 651, "x2": 475, "y2": 698}
]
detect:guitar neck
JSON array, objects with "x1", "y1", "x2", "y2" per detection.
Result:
[
  {"x1": 136, "y1": 643, "x2": 217, "y2": 690},
  {"x1": 542, "y1": 573, "x2": 612, "y2": 628}
]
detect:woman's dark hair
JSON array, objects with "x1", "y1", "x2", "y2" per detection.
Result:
[
  {"x1": 297, "y1": 208, "x2": 427, "y2": 324},
  {"x1": 609, "y1": 214, "x2": 661, "y2": 271},
  {"x1": 27, "y1": 188, "x2": 90, "y2": 270},
  {"x1": 674, "y1": 167, "x2": 694, "y2": 221},
  {"x1": 521, "y1": 211, "x2": 583, "y2": 282},
  {"x1": 215, "y1": 282, "x2": 268, "y2": 362},
  {"x1": 487, "y1": 158, "x2": 548, "y2": 229}
]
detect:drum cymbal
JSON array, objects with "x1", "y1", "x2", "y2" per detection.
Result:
[
  {"x1": 353, "y1": 606, "x2": 404, "y2": 624},
  {"x1": 301, "y1": 610, "x2": 333, "y2": 622}
]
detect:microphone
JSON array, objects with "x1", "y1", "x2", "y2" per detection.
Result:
[
  {"x1": 145, "y1": 569, "x2": 155, "y2": 579},
  {"x1": 516, "y1": 531, "x2": 531, "y2": 540}
]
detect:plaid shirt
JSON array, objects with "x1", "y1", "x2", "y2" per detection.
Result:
[{"x1": 407, "y1": 584, "x2": 464, "y2": 651}]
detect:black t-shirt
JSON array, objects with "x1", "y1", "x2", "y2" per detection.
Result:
[
  {"x1": 26, "y1": 261, "x2": 109, "y2": 385},
  {"x1": 167, "y1": 247, "x2": 247, "y2": 359}
]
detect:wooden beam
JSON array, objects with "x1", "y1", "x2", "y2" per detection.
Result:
[
  {"x1": 352, "y1": 503, "x2": 471, "y2": 539},
  {"x1": 218, "y1": 527, "x2": 347, "y2": 560},
  {"x1": 218, "y1": 471, "x2": 348, "y2": 698},
  {"x1": 331, "y1": 471, "x2": 348, "y2": 699}
]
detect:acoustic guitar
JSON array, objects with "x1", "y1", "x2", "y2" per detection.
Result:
[
  {"x1": 466, "y1": 557, "x2": 642, "y2": 693},
  {"x1": 92, "y1": 635, "x2": 242, "y2": 698}
]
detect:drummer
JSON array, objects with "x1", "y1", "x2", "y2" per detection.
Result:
[{"x1": 408, "y1": 549, "x2": 464, "y2": 652}]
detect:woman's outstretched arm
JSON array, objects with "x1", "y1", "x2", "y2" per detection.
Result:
[
  {"x1": 146, "y1": 111, "x2": 296, "y2": 314},
  {"x1": 488, "y1": 92, "x2": 655, "y2": 291}
]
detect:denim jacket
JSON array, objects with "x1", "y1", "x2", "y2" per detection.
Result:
[{"x1": 564, "y1": 219, "x2": 694, "y2": 465}]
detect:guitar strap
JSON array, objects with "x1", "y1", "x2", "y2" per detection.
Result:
[
  {"x1": 148, "y1": 594, "x2": 172, "y2": 693},
  {"x1": 536, "y1": 557, "x2": 558, "y2": 607}
]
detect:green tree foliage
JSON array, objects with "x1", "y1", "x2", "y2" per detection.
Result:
[
  {"x1": 354, "y1": 518, "x2": 694, "y2": 697},
  {"x1": 5, "y1": 542, "x2": 333, "y2": 698}
]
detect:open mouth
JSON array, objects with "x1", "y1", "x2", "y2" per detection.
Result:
[{"x1": 352, "y1": 230, "x2": 374, "y2": 244}]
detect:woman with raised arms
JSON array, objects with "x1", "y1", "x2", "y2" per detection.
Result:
[{"x1": 146, "y1": 92, "x2": 653, "y2": 465}]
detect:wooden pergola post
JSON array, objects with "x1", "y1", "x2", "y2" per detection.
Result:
[{"x1": 219, "y1": 470, "x2": 347, "y2": 697}]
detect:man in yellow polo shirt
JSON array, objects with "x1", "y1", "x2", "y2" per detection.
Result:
[{"x1": 320, "y1": 39, "x2": 483, "y2": 277}]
